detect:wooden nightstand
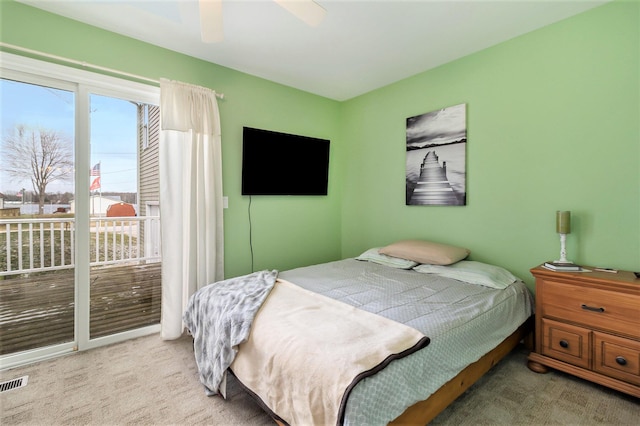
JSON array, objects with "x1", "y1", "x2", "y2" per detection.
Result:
[{"x1": 527, "y1": 265, "x2": 640, "y2": 397}]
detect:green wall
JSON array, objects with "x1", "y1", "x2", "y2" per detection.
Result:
[
  {"x1": 340, "y1": 0, "x2": 640, "y2": 287},
  {"x1": 0, "y1": 0, "x2": 343, "y2": 278},
  {"x1": 2, "y1": 0, "x2": 638, "y2": 288}
]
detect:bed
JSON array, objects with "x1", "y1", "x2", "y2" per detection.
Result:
[{"x1": 184, "y1": 240, "x2": 534, "y2": 425}]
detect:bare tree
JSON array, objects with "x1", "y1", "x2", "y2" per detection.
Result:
[{"x1": 2, "y1": 125, "x2": 73, "y2": 214}]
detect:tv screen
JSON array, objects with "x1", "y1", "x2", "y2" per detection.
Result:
[{"x1": 242, "y1": 127, "x2": 330, "y2": 196}]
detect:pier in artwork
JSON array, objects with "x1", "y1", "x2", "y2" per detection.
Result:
[{"x1": 409, "y1": 150, "x2": 461, "y2": 205}]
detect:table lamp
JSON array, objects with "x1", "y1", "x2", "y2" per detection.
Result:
[{"x1": 555, "y1": 210, "x2": 572, "y2": 264}]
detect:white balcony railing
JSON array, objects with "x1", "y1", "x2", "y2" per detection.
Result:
[{"x1": 0, "y1": 216, "x2": 161, "y2": 276}]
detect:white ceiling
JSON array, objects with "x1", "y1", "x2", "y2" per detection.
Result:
[{"x1": 17, "y1": 0, "x2": 610, "y2": 101}]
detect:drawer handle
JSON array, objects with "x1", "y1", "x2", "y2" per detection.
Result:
[
  {"x1": 616, "y1": 356, "x2": 627, "y2": 366},
  {"x1": 581, "y1": 304, "x2": 605, "y2": 313},
  {"x1": 559, "y1": 340, "x2": 569, "y2": 349}
]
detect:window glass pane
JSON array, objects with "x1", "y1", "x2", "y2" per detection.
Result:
[
  {"x1": 88, "y1": 94, "x2": 161, "y2": 339},
  {"x1": 0, "y1": 78, "x2": 75, "y2": 355}
]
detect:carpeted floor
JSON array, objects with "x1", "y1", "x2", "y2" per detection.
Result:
[{"x1": 1, "y1": 333, "x2": 638, "y2": 425}]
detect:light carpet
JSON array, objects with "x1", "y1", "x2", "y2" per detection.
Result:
[{"x1": 1, "y1": 333, "x2": 638, "y2": 425}]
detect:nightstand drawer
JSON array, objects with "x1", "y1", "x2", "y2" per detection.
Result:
[
  {"x1": 594, "y1": 332, "x2": 640, "y2": 386},
  {"x1": 542, "y1": 280, "x2": 640, "y2": 338},
  {"x1": 542, "y1": 318, "x2": 590, "y2": 369}
]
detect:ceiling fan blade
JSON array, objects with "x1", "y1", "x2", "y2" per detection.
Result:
[
  {"x1": 200, "y1": 0, "x2": 223, "y2": 43},
  {"x1": 273, "y1": 0, "x2": 326, "y2": 27}
]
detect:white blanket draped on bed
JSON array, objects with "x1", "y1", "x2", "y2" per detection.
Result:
[{"x1": 230, "y1": 279, "x2": 430, "y2": 426}]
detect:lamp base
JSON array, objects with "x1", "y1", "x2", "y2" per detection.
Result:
[{"x1": 556, "y1": 233, "x2": 571, "y2": 264}]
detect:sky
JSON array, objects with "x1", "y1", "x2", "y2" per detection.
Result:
[
  {"x1": 406, "y1": 103, "x2": 467, "y2": 148},
  {"x1": 0, "y1": 78, "x2": 138, "y2": 195}
]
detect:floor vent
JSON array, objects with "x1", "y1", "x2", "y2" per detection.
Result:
[{"x1": 0, "y1": 375, "x2": 28, "y2": 393}]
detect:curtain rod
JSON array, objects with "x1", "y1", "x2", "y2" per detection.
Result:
[{"x1": 0, "y1": 42, "x2": 225, "y2": 100}]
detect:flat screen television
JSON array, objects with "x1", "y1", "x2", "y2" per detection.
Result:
[{"x1": 241, "y1": 127, "x2": 330, "y2": 196}]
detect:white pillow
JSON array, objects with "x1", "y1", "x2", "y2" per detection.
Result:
[
  {"x1": 355, "y1": 248, "x2": 419, "y2": 269},
  {"x1": 413, "y1": 260, "x2": 519, "y2": 289}
]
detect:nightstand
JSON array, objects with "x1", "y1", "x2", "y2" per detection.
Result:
[{"x1": 527, "y1": 265, "x2": 640, "y2": 397}]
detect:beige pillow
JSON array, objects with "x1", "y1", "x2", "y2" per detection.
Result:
[{"x1": 379, "y1": 240, "x2": 470, "y2": 265}]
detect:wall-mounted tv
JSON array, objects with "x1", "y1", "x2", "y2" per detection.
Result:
[{"x1": 241, "y1": 127, "x2": 330, "y2": 196}]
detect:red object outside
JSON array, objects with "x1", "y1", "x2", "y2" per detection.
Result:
[{"x1": 106, "y1": 202, "x2": 136, "y2": 217}]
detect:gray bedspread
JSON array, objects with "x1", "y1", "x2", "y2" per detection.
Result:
[
  {"x1": 279, "y1": 259, "x2": 534, "y2": 425},
  {"x1": 183, "y1": 269, "x2": 278, "y2": 396}
]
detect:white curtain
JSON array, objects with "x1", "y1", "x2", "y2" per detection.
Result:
[{"x1": 159, "y1": 79, "x2": 224, "y2": 340}]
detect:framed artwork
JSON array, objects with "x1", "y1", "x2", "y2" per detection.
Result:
[{"x1": 405, "y1": 103, "x2": 467, "y2": 206}]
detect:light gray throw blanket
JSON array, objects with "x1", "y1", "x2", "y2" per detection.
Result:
[{"x1": 183, "y1": 269, "x2": 278, "y2": 396}]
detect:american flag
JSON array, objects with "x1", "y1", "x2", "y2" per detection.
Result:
[
  {"x1": 91, "y1": 162, "x2": 100, "y2": 176},
  {"x1": 90, "y1": 177, "x2": 101, "y2": 191}
]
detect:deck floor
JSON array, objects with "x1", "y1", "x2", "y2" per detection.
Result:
[{"x1": 0, "y1": 263, "x2": 161, "y2": 356}]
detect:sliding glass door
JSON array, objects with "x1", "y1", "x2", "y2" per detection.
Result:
[{"x1": 0, "y1": 52, "x2": 161, "y2": 368}]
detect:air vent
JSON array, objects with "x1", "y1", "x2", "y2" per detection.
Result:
[{"x1": 0, "y1": 375, "x2": 28, "y2": 393}]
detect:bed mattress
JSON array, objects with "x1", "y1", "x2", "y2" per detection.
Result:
[{"x1": 277, "y1": 259, "x2": 534, "y2": 425}]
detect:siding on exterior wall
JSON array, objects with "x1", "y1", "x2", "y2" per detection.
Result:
[
  {"x1": 138, "y1": 104, "x2": 160, "y2": 252},
  {"x1": 138, "y1": 103, "x2": 160, "y2": 218}
]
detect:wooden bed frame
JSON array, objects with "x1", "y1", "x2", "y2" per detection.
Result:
[{"x1": 390, "y1": 317, "x2": 533, "y2": 424}]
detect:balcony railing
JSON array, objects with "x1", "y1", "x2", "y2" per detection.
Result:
[{"x1": 0, "y1": 216, "x2": 161, "y2": 276}]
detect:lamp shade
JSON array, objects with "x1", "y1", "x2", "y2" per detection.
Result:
[{"x1": 556, "y1": 211, "x2": 571, "y2": 234}]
